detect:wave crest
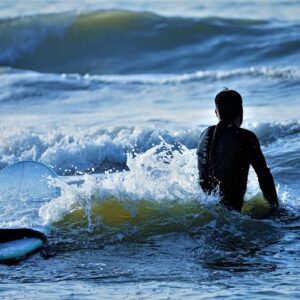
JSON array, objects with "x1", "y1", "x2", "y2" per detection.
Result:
[
  {"x1": 1, "y1": 11, "x2": 298, "y2": 74},
  {"x1": 0, "y1": 121, "x2": 298, "y2": 175}
]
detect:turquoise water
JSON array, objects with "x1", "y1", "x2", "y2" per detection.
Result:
[{"x1": 0, "y1": 0, "x2": 299, "y2": 299}]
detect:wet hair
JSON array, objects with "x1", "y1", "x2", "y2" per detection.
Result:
[{"x1": 215, "y1": 88, "x2": 243, "y2": 120}]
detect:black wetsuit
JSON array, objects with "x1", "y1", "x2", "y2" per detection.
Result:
[{"x1": 197, "y1": 121, "x2": 279, "y2": 211}]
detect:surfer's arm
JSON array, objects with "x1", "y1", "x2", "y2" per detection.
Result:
[
  {"x1": 197, "y1": 127, "x2": 214, "y2": 190},
  {"x1": 249, "y1": 133, "x2": 279, "y2": 209}
]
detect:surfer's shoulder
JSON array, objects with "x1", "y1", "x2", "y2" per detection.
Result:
[
  {"x1": 200, "y1": 125, "x2": 216, "y2": 136},
  {"x1": 239, "y1": 127, "x2": 256, "y2": 137},
  {"x1": 238, "y1": 128, "x2": 260, "y2": 144},
  {"x1": 197, "y1": 126, "x2": 216, "y2": 154}
]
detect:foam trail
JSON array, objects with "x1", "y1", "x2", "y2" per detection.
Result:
[
  {"x1": 87, "y1": 67, "x2": 300, "y2": 84},
  {"x1": 1, "y1": 67, "x2": 299, "y2": 96}
]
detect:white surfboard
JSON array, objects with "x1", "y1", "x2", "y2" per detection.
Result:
[
  {"x1": 0, "y1": 238, "x2": 43, "y2": 263},
  {"x1": 0, "y1": 160, "x2": 60, "y2": 226},
  {"x1": 0, "y1": 160, "x2": 59, "y2": 202},
  {"x1": 0, "y1": 161, "x2": 59, "y2": 263}
]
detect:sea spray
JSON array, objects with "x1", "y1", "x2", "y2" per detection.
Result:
[{"x1": 0, "y1": 121, "x2": 299, "y2": 174}]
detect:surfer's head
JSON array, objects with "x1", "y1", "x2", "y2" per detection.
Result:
[{"x1": 215, "y1": 88, "x2": 243, "y2": 126}]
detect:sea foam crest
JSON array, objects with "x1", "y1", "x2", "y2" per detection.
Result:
[
  {"x1": 0, "y1": 121, "x2": 298, "y2": 175},
  {"x1": 38, "y1": 139, "x2": 295, "y2": 227},
  {"x1": 89, "y1": 67, "x2": 300, "y2": 84},
  {"x1": 39, "y1": 141, "x2": 214, "y2": 225},
  {"x1": 1, "y1": 66, "x2": 299, "y2": 105}
]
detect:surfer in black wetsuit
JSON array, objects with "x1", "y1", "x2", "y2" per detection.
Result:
[{"x1": 197, "y1": 89, "x2": 279, "y2": 212}]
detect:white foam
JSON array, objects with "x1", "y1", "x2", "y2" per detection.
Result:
[
  {"x1": 38, "y1": 138, "x2": 298, "y2": 226},
  {"x1": 87, "y1": 67, "x2": 300, "y2": 85},
  {"x1": 38, "y1": 141, "x2": 218, "y2": 224},
  {"x1": 0, "y1": 121, "x2": 298, "y2": 175},
  {"x1": 2, "y1": 66, "x2": 300, "y2": 87}
]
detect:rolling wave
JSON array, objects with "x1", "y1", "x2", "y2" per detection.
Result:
[
  {"x1": 0, "y1": 11, "x2": 299, "y2": 74},
  {"x1": 41, "y1": 196, "x2": 273, "y2": 235},
  {"x1": 0, "y1": 66, "x2": 299, "y2": 105},
  {"x1": 84, "y1": 66, "x2": 300, "y2": 84}
]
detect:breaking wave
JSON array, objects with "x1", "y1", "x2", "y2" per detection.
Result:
[
  {"x1": 0, "y1": 120, "x2": 298, "y2": 175},
  {"x1": 1, "y1": 11, "x2": 300, "y2": 74}
]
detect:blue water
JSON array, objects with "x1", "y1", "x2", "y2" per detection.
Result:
[{"x1": 0, "y1": 0, "x2": 299, "y2": 299}]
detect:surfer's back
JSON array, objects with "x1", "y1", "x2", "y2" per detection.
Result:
[
  {"x1": 197, "y1": 122, "x2": 259, "y2": 210},
  {"x1": 197, "y1": 89, "x2": 278, "y2": 211}
]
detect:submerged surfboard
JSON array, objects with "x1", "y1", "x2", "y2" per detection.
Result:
[
  {"x1": 0, "y1": 161, "x2": 60, "y2": 264},
  {"x1": 0, "y1": 238, "x2": 43, "y2": 264},
  {"x1": 0, "y1": 160, "x2": 60, "y2": 221},
  {"x1": 0, "y1": 160, "x2": 59, "y2": 202}
]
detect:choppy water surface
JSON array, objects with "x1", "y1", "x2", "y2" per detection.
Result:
[{"x1": 0, "y1": 0, "x2": 299, "y2": 299}]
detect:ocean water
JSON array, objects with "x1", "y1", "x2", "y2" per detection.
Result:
[{"x1": 0, "y1": 0, "x2": 300, "y2": 299}]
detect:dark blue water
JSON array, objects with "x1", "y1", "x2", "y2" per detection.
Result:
[{"x1": 0, "y1": 0, "x2": 299, "y2": 299}]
